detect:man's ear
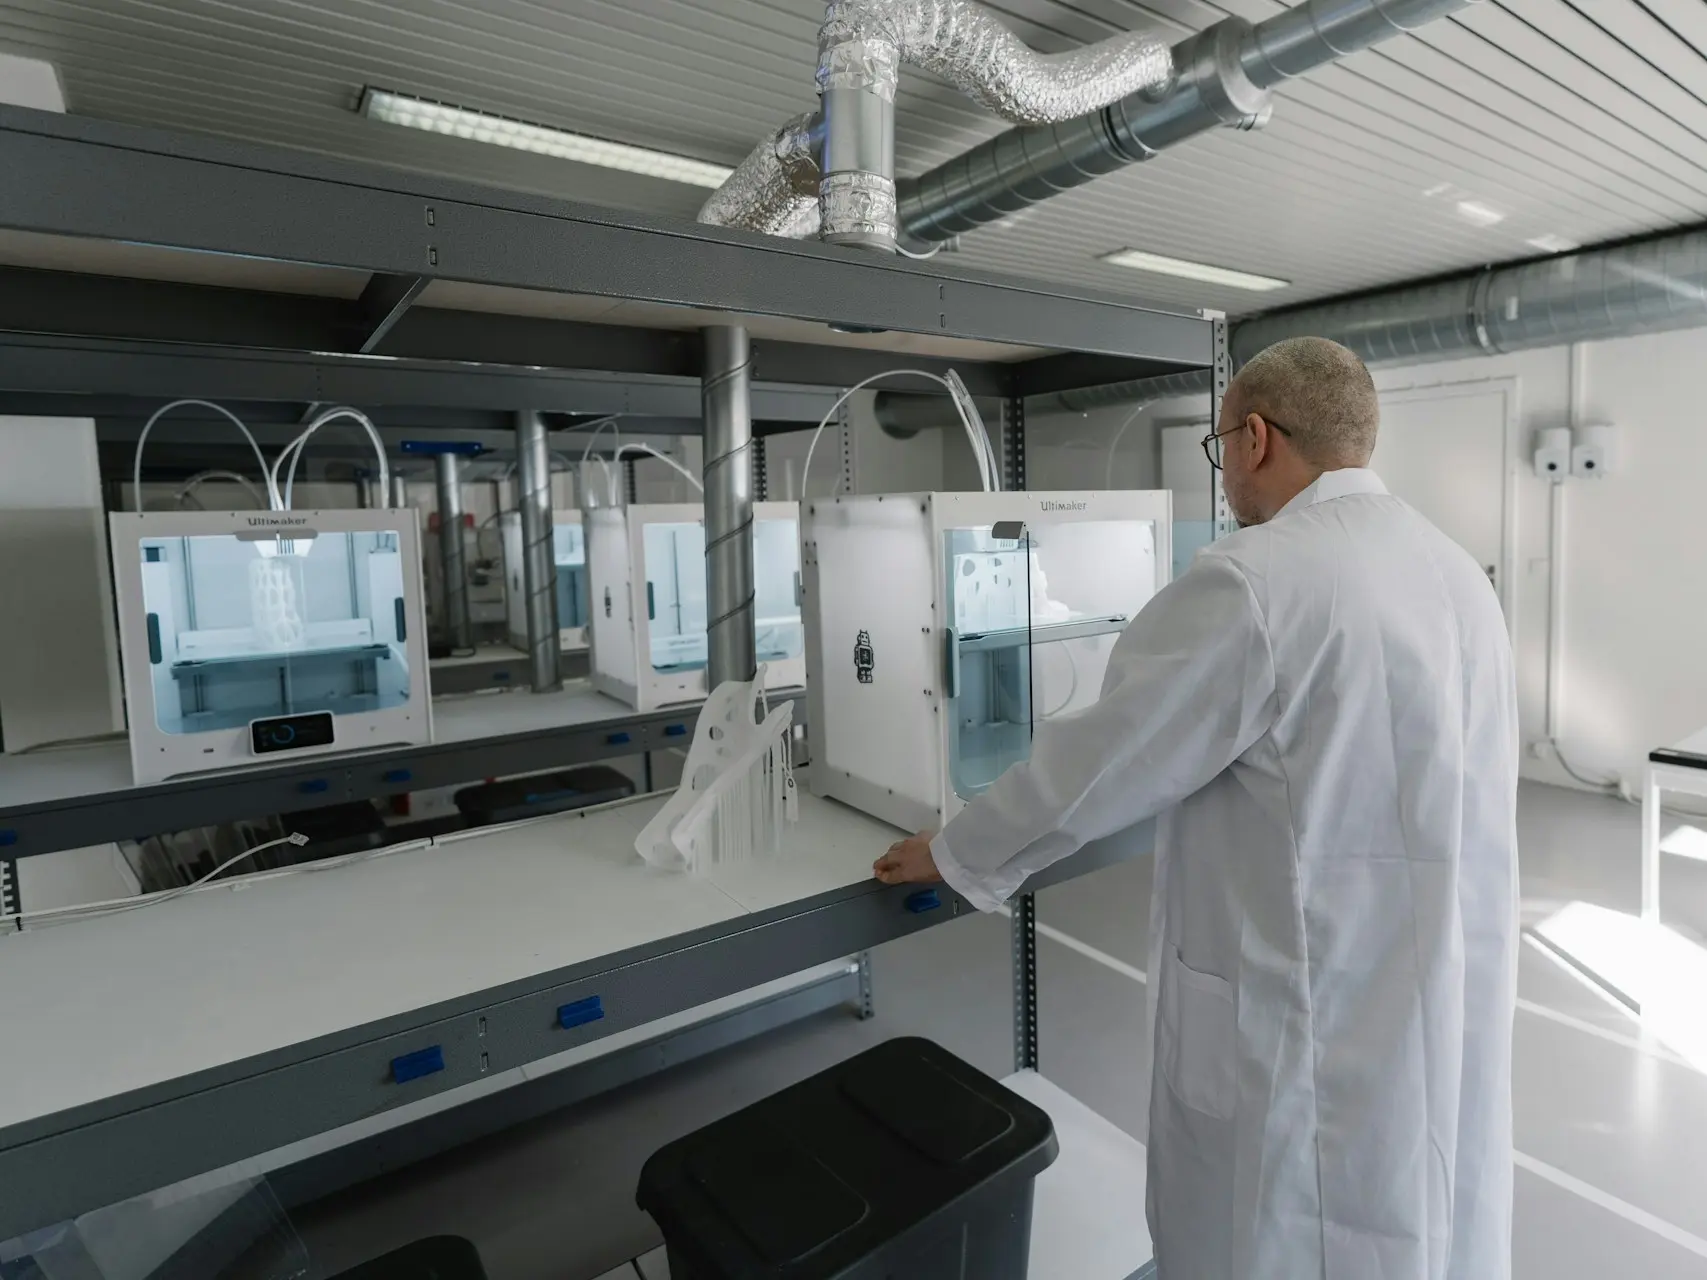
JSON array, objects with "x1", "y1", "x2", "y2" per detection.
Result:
[{"x1": 1245, "y1": 412, "x2": 1270, "y2": 466}]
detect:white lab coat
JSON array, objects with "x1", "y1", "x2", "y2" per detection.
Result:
[{"x1": 932, "y1": 469, "x2": 1518, "y2": 1280}]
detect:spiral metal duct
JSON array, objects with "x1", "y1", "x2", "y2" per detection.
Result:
[
  {"x1": 898, "y1": 0, "x2": 1477, "y2": 243},
  {"x1": 1037, "y1": 226, "x2": 1707, "y2": 414}
]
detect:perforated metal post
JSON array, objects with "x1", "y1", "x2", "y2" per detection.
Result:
[
  {"x1": 1211, "y1": 315, "x2": 1235, "y2": 540},
  {"x1": 753, "y1": 435, "x2": 769, "y2": 502},
  {"x1": 0, "y1": 856, "x2": 18, "y2": 928},
  {"x1": 839, "y1": 394, "x2": 856, "y2": 495},
  {"x1": 856, "y1": 951, "x2": 875, "y2": 1020},
  {"x1": 1003, "y1": 393, "x2": 1040, "y2": 1072}
]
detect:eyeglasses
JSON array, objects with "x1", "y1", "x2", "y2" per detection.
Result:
[{"x1": 1201, "y1": 416, "x2": 1293, "y2": 471}]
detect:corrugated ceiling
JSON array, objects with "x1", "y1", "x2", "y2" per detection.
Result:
[{"x1": 2, "y1": 0, "x2": 1705, "y2": 317}]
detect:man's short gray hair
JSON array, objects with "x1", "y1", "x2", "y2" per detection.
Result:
[{"x1": 1231, "y1": 336, "x2": 1379, "y2": 467}]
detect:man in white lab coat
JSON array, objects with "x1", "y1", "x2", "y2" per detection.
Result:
[{"x1": 876, "y1": 337, "x2": 1519, "y2": 1280}]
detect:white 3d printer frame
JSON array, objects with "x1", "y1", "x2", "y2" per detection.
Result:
[
  {"x1": 802, "y1": 490, "x2": 1173, "y2": 834},
  {"x1": 586, "y1": 501, "x2": 807, "y2": 712},
  {"x1": 109, "y1": 508, "x2": 435, "y2": 785}
]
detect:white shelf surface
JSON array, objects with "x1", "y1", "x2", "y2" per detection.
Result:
[
  {"x1": 0, "y1": 681, "x2": 658, "y2": 810},
  {"x1": 0, "y1": 792, "x2": 902, "y2": 1135}
]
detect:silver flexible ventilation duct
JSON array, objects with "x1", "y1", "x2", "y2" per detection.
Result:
[
  {"x1": 698, "y1": 112, "x2": 823, "y2": 239},
  {"x1": 898, "y1": 0, "x2": 1476, "y2": 244},
  {"x1": 1037, "y1": 225, "x2": 1707, "y2": 414},
  {"x1": 701, "y1": 0, "x2": 1172, "y2": 250}
]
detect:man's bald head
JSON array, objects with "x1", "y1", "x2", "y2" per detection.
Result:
[{"x1": 1229, "y1": 337, "x2": 1379, "y2": 468}]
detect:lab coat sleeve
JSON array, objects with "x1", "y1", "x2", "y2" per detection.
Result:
[{"x1": 932, "y1": 554, "x2": 1275, "y2": 912}]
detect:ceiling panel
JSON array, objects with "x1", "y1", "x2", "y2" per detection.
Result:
[{"x1": 0, "y1": 0, "x2": 1704, "y2": 319}]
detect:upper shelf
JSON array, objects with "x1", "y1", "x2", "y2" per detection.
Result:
[{"x1": 0, "y1": 105, "x2": 1215, "y2": 405}]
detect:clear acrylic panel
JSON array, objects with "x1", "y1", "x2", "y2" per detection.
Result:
[
  {"x1": 137, "y1": 529, "x2": 413, "y2": 736},
  {"x1": 753, "y1": 515, "x2": 803, "y2": 664},
  {"x1": 642, "y1": 521, "x2": 708, "y2": 673},
  {"x1": 552, "y1": 522, "x2": 589, "y2": 630},
  {"x1": 943, "y1": 518, "x2": 1158, "y2": 800},
  {"x1": 0, "y1": 1172, "x2": 309, "y2": 1280}
]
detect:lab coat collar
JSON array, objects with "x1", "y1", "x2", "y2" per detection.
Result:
[{"x1": 1275, "y1": 467, "x2": 1388, "y2": 521}]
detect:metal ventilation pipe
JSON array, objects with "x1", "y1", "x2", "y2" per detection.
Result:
[
  {"x1": 702, "y1": 326, "x2": 757, "y2": 686},
  {"x1": 703, "y1": 0, "x2": 1172, "y2": 249},
  {"x1": 515, "y1": 411, "x2": 563, "y2": 693},
  {"x1": 434, "y1": 452, "x2": 474, "y2": 654},
  {"x1": 1032, "y1": 225, "x2": 1707, "y2": 414},
  {"x1": 898, "y1": 0, "x2": 1475, "y2": 243}
]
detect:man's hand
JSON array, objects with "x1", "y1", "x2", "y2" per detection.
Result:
[{"x1": 874, "y1": 831, "x2": 943, "y2": 886}]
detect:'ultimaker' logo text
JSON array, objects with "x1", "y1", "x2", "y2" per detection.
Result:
[
  {"x1": 247, "y1": 516, "x2": 309, "y2": 527},
  {"x1": 1039, "y1": 500, "x2": 1087, "y2": 513}
]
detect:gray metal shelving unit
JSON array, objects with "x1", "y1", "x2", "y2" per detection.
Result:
[{"x1": 0, "y1": 102, "x2": 1219, "y2": 1241}]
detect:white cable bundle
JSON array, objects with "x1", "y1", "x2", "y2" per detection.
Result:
[{"x1": 635, "y1": 667, "x2": 799, "y2": 875}]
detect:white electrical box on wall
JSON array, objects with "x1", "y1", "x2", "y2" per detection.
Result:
[
  {"x1": 1572, "y1": 424, "x2": 1615, "y2": 478},
  {"x1": 585, "y1": 501, "x2": 806, "y2": 712},
  {"x1": 802, "y1": 490, "x2": 1173, "y2": 835},
  {"x1": 1533, "y1": 427, "x2": 1572, "y2": 481},
  {"x1": 109, "y1": 509, "x2": 434, "y2": 785}
]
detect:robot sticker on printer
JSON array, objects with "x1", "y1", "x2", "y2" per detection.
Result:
[{"x1": 855, "y1": 629, "x2": 875, "y2": 684}]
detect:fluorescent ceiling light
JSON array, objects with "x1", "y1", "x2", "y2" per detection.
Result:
[
  {"x1": 1526, "y1": 233, "x2": 1580, "y2": 255},
  {"x1": 359, "y1": 88, "x2": 732, "y2": 189},
  {"x1": 1098, "y1": 248, "x2": 1290, "y2": 293},
  {"x1": 1455, "y1": 199, "x2": 1506, "y2": 228}
]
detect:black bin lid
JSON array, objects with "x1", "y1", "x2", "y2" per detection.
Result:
[{"x1": 637, "y1": 1038, "x2": 1058, "y2": 1278}]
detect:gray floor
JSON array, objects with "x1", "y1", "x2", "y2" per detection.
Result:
[{"x1": 290, "y1": 782, "x2": 1707, "y2": 1279}]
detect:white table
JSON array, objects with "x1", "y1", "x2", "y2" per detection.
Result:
[
  {"x1": 0, "y1": 792, "x2": 914, "y2": 1238},
  {"x1": 598, "y1": 1072, "x2": 1153, "y2": 1280},
  {"x1": 1643, "y1": 726, "x2": 1707, "y2": 923}
]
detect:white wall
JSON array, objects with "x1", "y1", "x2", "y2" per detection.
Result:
[
  {"x1": 1368, "y1": 334, "x2": 1707, "y2": 795},
  {"x1": 1019, "y1": 335, "x2": 1707, "y2": 796}
]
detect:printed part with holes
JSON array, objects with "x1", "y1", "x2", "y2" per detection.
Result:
[{"x1": 802, "y1": 492, "x2": 1172, "y2": 833}]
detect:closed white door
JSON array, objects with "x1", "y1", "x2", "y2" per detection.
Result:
[{"x1": 1373, "y1": 384, "x2": 1511, "y2": 605}]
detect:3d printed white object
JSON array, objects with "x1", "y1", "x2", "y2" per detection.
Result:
[
  {"x1": 635, "y1": 667, "x2": 799, "y2": 875},
  {"x1": 248, "y1": 555, "x2": 307, "y2": 649}
]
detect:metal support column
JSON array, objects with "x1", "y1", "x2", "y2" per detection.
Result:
[
  {"x1": 1211, "y1": 315, "x2": 1235, "y2": 540},
  {"x1": 855, "y1": 950, "x2": 875, "y2": 1020},
  {"x1": 515, "y1": 410, "x2": 562, "y2": 693},
  {"x1": 389, "y1": 472, "x2": 409, "y2": 511},
  {"x1": 701, "y1": 325, "x2": 756, "y2": 687},
  {"x1": 1002, "y1": 394, "x2": 1040, "y2": 1072},
  {"x1": 356, "y1": 473, "x2": 382, "y2": 509},
  {"x1": 753, "y1": 436, "x2": 769, "y2": 502},
  {"x1": 434, "y1": 452, "x2": 474, "y2": 653}
]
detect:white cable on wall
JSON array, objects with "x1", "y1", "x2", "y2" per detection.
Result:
[
  {"x1": 0, "y1": 833, "x2": 309, "y2": 929},
  {"x1": 801, "y1": 370, "x2": 997, "y2": 497},
  {"x1": 611, "y1": 442, "x2": 704, "y2": 501},
  {"x1": 133, "y1": 400, "x2": 278, "y2": 510},
  {"x1": 274, "y1": 406, "x2": 389, "y2": 509},
  {"x1": 173, "y1": 469, "x2": 266, "y2": 510}
]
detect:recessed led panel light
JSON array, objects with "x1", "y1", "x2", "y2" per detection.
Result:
[
  {"x1": 1455, "y1": 200, "x2": 1507, "y2": 228},
  {"x1": 359, "y1": 88, "x2": 733, "y2": 189},
  {"x1": 1098, "y1": 248, "x2": 1290, "y2": 292}
]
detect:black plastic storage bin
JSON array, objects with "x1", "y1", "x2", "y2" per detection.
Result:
[
  {"x1": 453, "y1": 765, "x2": 635, "y2": 826},
  {"x1": 329, "y1": 1235, "x2": 487, "y2": 1279},
  {"x1": 637, "y1": 1037, "x2": 1058, "y2": 1280}
]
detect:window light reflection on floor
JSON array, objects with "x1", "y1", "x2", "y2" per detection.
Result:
[{"x1": 1533, "y1": 900, "x2": 1707, "y2": 1071}]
